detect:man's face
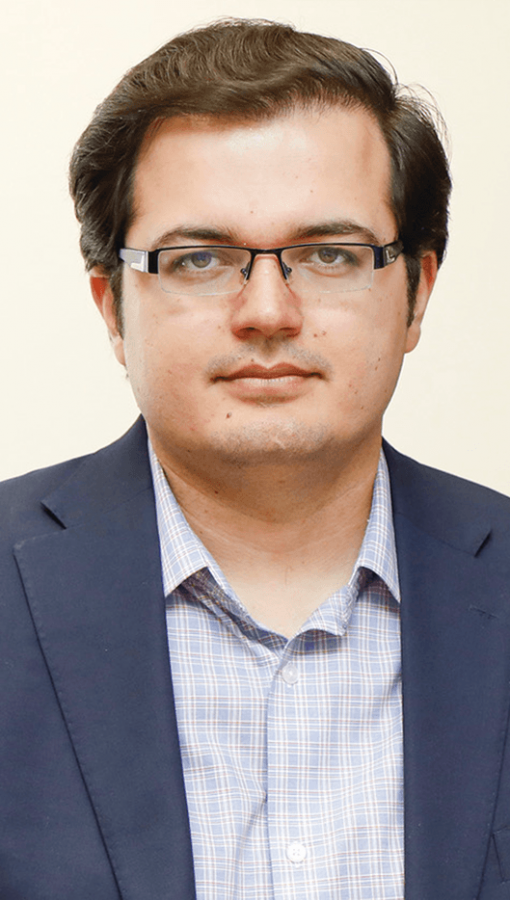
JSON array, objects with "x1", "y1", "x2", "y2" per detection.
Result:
[{"x1": 93, "y1": 105, "x2": 435, "y2": 476}]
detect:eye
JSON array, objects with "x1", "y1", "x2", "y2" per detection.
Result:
[
  {"x1": 317, "y1": 246, "x2": 343, "y2": 264},
  {"x1": 178, "y1": 250, "x2": 218, "y2": 271},
  {"x1": 309, "y1": 245, "x2": 359, "y2": 267}
]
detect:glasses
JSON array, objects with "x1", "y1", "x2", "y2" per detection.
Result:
[{"x1": 119, "y1": 240, "x2": 404, "y2": 297}]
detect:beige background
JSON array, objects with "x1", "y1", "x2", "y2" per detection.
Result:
[{"x1": 1, "y1": 0, "x2": 509, "y2": 490}]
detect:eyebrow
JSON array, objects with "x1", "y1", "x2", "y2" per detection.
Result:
[
  {"x1": 149, "y1": 219, "x2": 383, "y2": 250},
  {"x1": 289, "y1": 220, "x2": 382, "y2": 245},
  {"x1": 150, "y1": 227, "x2": 238, "y2": 250}
]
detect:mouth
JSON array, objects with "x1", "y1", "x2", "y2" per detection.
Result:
[
  {"x1": 215, "y1": 363, "x2": 319, "y2": 382},
  {"x1": 213, "y1": 362, "x2": 320, "y2": 403}
]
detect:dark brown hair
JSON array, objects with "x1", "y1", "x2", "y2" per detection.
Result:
[{"x1": 69, "y1": 18, "x2": 451, "y2": 324}]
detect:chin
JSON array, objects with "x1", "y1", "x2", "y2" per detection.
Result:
[{"x1": 208, "y1": 419, "x2": 336, "y2": 466}]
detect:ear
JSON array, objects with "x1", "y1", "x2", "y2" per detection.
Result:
[
  {"x1": 90, "y1": 268, "x2": 126, "y2": 367},
  {"x1": 405, "y1": 251, "x2": 438, "y2": 354}
]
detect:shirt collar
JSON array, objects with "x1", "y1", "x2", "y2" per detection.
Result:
[
  {"x1": 149, "y1": 444, "x2": 234, "y2": 600},
  {"x1": 354, "y1": 450, "x2": 400, "y2": 603},
  {"x1": 149, "y1": 441, "x2": 400, "y2": 606}
]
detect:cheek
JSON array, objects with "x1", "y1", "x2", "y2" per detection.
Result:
[
  {"x1": 121, "y1": 308, "x2": 224, "y2": 420},
  {"x1": 360, "y1": 320, "x2": 409, "y2": 405},
  {"x1": 324, "y1": 306, "x2": 408, "y2": 408}
]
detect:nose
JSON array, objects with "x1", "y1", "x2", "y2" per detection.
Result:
[{"x1": 230, "y1": 256, "x2": 303, "y2": 341}]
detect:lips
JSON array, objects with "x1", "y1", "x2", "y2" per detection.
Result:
[
  {"x1": 217, "y1": 363, "x2": 317, "y2": 381},
  {"x1": 213, "y1": 361, "x2": 319, "y2": 403}
]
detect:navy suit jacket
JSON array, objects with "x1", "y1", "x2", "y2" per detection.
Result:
[{"x1": 3, "y1": 417, "x2": 510, "y2": 899}]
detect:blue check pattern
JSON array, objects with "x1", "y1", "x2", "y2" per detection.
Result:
[{"x1": 149, "y1": 444, "x2": 403, "y2": 900}]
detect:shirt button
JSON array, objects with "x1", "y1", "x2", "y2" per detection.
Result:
[
  {"x1": 281, "y1": 664, "x2": 299, "y2": 685},
  {"x1": 286, "y1": 841, "x2": 307, "y2": 864}
]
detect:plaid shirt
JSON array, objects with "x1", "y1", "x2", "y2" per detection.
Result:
[{"x1": 150, "y1": 444, "x2": 403, "y2": 900}]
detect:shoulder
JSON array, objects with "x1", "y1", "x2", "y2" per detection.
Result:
[
  {"x1": 384, "y1": 441, "x2": 510, "y2": 565},
  {"x1": 0, "y1": 418, "x2": 150, "y2": 544},
  {"x1": 0, "y1": 456, "x2": 90, "y2": 540},
  {"x1": 384, "y1": 442, "x2": 510, "y2": 514}
]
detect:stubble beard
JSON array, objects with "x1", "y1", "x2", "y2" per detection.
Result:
[{"x1": 207, "y1": 417, "x2": 336, "y2": 469}]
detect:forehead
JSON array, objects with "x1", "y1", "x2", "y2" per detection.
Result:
[{"x1": 129, "y1": 105, "x2": 396, "y2": 247}]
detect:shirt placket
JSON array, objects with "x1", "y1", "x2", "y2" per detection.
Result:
[{"x1": 266, "y1": 636, "x2": 312, "y2": 899}]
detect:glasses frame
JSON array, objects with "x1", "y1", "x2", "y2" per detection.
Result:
[{"x1": 119, "y1": 239, "x2": 404, "y2": 294}]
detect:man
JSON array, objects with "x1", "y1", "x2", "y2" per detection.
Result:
[{"x1": 2, "y1": 18, "x2": 510, "y2": 900}]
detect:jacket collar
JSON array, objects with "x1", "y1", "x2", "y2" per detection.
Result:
[{"x1": 41, "y1": 416, "x2": 153, "y2": 528}]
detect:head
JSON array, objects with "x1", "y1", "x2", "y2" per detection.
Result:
[
  {"x1": 73, "y1": 21, "x2": 447, "y2": 483},
  {"x1": 69, "y1": 18, "x2": 451, "y2": 331}
]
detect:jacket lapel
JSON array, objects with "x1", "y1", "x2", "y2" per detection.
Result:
[
  {"x1": 14, "y1": 419, "x2": 196, "y2": 900},
  {"x1": 386, "y1": 444, "x2": 510, "y2": 900}
]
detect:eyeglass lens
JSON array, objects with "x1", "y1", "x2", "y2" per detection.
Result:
[{"x1": 156, "y1": 245, "x2": 376, "y2": 296}]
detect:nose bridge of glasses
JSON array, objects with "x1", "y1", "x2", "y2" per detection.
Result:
[{"x1": 244, "y1": 247, "x2": 291, "y2": 283}]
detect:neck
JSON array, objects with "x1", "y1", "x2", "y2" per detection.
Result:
[{"x1": 151, "y1": 432, "x2": 382, "y2": 635}]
